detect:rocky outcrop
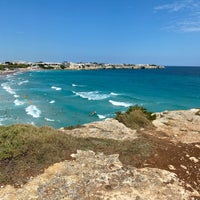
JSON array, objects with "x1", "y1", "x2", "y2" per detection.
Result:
[
  {"x1": 153, "y1": 108, "x2": 200, "y2": 143},
  {"x1": 1, "y1": 109, "x2": 199, "y2": 199},
  {"x1": 60, "y1": 118, "x2": 138, "y2": 141},
  {"x1": 0, "y1": 150, "x2": 198, "y2": 200}
]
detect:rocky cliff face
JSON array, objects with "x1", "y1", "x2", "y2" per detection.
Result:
[{"x1": 0, "y1": 109, "x2": 199, "y2": 199}]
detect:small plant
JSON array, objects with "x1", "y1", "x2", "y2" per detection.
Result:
[
  {"x1": 115, "y1": 105, "x2": 156, "y2": 129},
  {"x1": 64, "y1": 124, "x2": 83, "y2": 130}
]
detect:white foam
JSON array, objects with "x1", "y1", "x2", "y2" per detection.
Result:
[
  {"x1": 110, "y1": 92, "x2": 119, "y2": 96},
  {"x1": 97, "y1": 114, "x2": 107, "y2": 119},
  {"x1": 14, "y1": 99, "x2": 25, "y2": 106},
  {"x1": 73, "y1": 91, "x2": 110, "y2": 100},
  {"x1": 72, "y1": 83, "x2": 85, "y2": 87},
  {"x1": 45, "y1": 118, "x2": 55, "y2": 122},
  {"x1": 109, "y1": 100, "x2": 132, "y2": 107},
  {"x1": 25, "y1": 105, "x2": 41, "y2": 118},
  {"x1": 1, "y1": 82, "x2": 16, "y2": 95},
  {"x1": 51, "y1": 86, "x2": 62, "y2": 91},
  {"x1": 0, "y1": 117, "x2": 7, "y2": 125},
  {"x1": 18, "y1": 80, "x2": 29, "y2": 85},
  {"x1": 49, "y1": 100, "x2": 55, "y2": 104}
]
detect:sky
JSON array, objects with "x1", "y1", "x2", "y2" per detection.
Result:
[{"x1": 0, "y1": 0, "x2": 200, "y2": 66}]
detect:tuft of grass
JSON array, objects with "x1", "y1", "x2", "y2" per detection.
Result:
[
  {"x1": 64, "y1": 124, "x2": 83, "y2": 130},
  {"x1": 115, "y1": 105, "x2": 156, "y2": 130}
]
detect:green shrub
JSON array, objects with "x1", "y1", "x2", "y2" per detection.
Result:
[{"x1": 115, "y1": 105, "x2": 156, "y2": 129}]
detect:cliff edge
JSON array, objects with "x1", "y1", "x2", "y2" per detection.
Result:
[{"x1": 0, "y1": 108, "x2": 199, "y2": 199}]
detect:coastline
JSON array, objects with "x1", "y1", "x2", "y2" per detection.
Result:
[
  {"x1": 0, "y1": 108, "x2": 199, "y2": 199},
  {"x1": 0, "y1": 62, "x2": 165, "y2": 73}
]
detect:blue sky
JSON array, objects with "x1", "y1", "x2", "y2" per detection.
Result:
[{"x1": 0, "y1": 0, "x2": 200, "y2": 66}]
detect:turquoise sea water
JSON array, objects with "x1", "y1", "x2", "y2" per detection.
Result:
[{"x1": 0, "y1": 67, "x2": 200, "y2": 128}]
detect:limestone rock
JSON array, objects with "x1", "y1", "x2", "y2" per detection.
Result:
[
  {"x1": 60, "y1": 118, "x2": 138, "y2": 141},
  {"x1": 0, "y1": 150, "x2": 198, "y2": 200},
  {"x1": 153, "y1": 109, "x2": 200, "y2": 143}
]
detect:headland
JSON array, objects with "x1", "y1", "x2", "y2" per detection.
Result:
[
  {"x1": 0, "y1": 61, "x2": 164, "y2": 74},
  {"x1": 0, "y1": 107, "x2": 199, "y2": 199}
]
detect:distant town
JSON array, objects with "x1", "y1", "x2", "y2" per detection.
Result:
[{"x1": 0, "y1": 61, "x2": 164, "y2": 73}]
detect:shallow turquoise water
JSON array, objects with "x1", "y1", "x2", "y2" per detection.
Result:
[{"x1": 0, "y1": 67, "x2": 200, "y2": 128}]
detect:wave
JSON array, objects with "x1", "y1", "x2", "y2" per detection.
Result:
[
  {"x1": 0, "y1": 117, "x2": 8, "y2": 125},
  {"x1": 49, "y1": 100, "x2": 55, "y2": 104},
  {"x1": 110, "y1": 92, "x2": 119, "y2": 96},
  {"x1": 14, "y1": 99, "x2": 25, "y2": 106},
  {"x1": 1, "y1": 82, "x2": 16, "y2": 95},
  {"x1": 18, "y1": 80, "x2": 29, "y2": 85},
  {"x1": 97, "y1": 114, "x2": 107, "y2": 119},
  {"x1": 73, "y1": 91, "x2": 116, "y2": 101},
  {"x1": 51, "y1": 86, "x2": 62, "y2": 91},
  {"x1": 72, "y1": 83, "x2": 85, "y2": 87},
  {"x1": 45, "y1": 118, "x2": 55, "y2": 122},
  {"x1": 25, "y1": 105, "x2": 41, "y2": 118},
  {"x1": 109, "y1": 100, "x2": 132, "y2": 107}
]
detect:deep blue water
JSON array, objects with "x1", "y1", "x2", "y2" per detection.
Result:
[{"x1": 0, "y1": 67, "x2": 200, "y2": 128}]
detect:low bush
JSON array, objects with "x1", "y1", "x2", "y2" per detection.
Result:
[{"x1": 115, "y1": 105, "x2": 156, "y2": 129}]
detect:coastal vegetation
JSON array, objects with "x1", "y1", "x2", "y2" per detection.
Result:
[
  {"x1": 0, "y1": 106, "x2": 154, "y2": 186},
  {"x1": 115, "y1": 105, "x2": 156, "y2": 129},
  {"x1": 0, "y1": 63, "x2": 29, "y2": 71},
  {"x1": 0, "y1": 124, "x2": 152, "y2": 186}
]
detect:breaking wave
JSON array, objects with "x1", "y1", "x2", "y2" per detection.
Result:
[
  {"x1": 25, "y1": 105, "x2": 41, "y2": 118},
  {"x1": 97, "y1": 114, "x2": 107, "y2": 119},
  {"x1": 73, "y1": 91, "x2": 117, "y2": 101},
  {"x1": 49, "y1": 100, "x2": 55, "y2": 104},
  {"x1": 1, "y1": 82, "x2": 16, "y2": 95},
  {"x1": 51, "y1": 86, "x2": 62, "y2": 91},
  {"x1": 110, "y1": 92, "x2": 119, "y2": 96},
  {"x1": 14, "y1": 99, "x2": 25, "y2": 106},
  {"x1": 18, "y1": 80, "x2": 29, "y2": 85},
  {"x1": 45, "y1": 118, "x2": 55, "y2": 122},
  {"x1": 72, "y1": 83, "x2": 85, "y2": 87},
  {"x1": 109, "y1": 100, "x2": 132, "y2": 107},
  {"x1": 0, "y1": 117, "x2": 8, "y2": 125}
]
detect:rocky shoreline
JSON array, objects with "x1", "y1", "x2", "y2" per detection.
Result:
[{"x1": 0, "y1": 108, "x2": 199, "y2": 199}]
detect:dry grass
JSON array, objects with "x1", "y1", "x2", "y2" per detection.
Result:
[{"x1": 0, "y1": 124, "x2": 152, "y2": 186}]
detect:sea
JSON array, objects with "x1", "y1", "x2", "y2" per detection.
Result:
[{"x1": 0, "y1": 67, "x2": 200, "y2": 128}]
